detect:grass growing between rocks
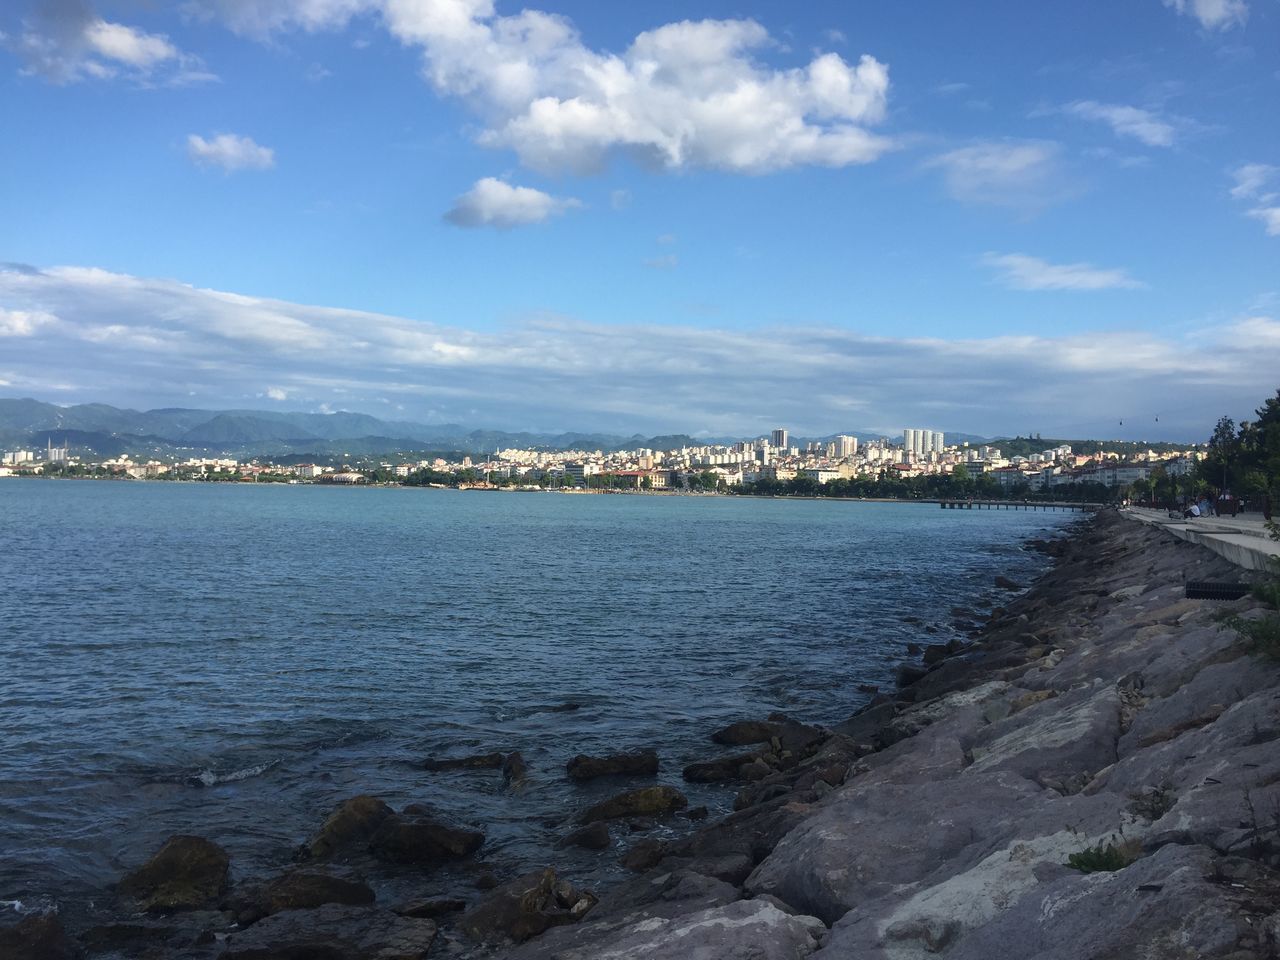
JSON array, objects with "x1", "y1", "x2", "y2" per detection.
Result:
[
  {"x1": 1220, "y1": 523, "x2": 1280, "y2": 662},
  {"x1": 1066, "y1": 837, "x2": 1141, "y2": 874}
]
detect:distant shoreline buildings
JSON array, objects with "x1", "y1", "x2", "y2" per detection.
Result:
[{"x1": 2, "y1": 425, "x2": 1204, "y2": 492}]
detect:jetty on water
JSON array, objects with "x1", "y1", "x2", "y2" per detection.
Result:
[{"x1": 936, "y1": 500, "x2": 1100, "y2": 511}]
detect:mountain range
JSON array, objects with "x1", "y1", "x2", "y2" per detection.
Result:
[{"x1": 0, "y1": 398, "x2": 932, "y2": 459}]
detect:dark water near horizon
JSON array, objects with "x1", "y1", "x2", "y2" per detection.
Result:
[{"x1": 0, "y1": 479, "x2": 1072, "y2": 918}]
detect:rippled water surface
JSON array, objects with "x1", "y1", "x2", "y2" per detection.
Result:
[{"x1": 0, "y1": 480, "x2": 1073, "y2": 912}]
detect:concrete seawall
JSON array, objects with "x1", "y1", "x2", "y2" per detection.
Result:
[{"x1": 494, "y1": 511, "x2": 1280, "y2": 959}]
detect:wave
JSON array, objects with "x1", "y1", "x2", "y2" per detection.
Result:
[{"x1": 188, "y1": 759, "x2": 281, "y2": 787}]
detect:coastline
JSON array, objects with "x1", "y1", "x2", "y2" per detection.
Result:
[{"x1": 7, "y1": 510, "x2": 1278, "y2": 959}]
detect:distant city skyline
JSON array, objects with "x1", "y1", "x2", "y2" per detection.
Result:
[{"x1": 2, "y1": 1, "x2": 1278, "y2": 440}]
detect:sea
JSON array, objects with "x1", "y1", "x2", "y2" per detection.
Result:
[{"x1": 0, "y1": 479, "x2": 1073, "y2": 918}]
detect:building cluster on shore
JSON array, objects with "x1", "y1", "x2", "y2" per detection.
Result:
[{"x1": 1, "y1": 427, "x2": 1201, "y2": 491}]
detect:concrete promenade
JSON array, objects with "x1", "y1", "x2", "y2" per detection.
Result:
[{"x1": 1121, "y1": 505, "x2": 1280, "y2": 571}]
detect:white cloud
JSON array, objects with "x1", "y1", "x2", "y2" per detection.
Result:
[
  {"x1": 186, "y1": 1, "x2": 895, "y2": 174},
  {"x1": 1163, "y1": 0, "x2": 1248, "y2": 30},
  {"x1": 1062, "y1": 101, "x2": 1176, "y2": 147},
  {"x1": 1230, "y1": 163, "x2": 1276, "y2": 199},
  {"x1": 443, "y1": 177, "x2": 579, "y2": 228},
  {"x1": 982, "y1": 253, "x2": 1145, "y2": 291},
  {"x1": 609, "y1": 189, "x2": 632, "y2": 211},
  {"x1": 84, "y1": 20, "x2": 178, "y2": 68},
  {"x1": 1228, "y1": 164, "x2": 1280, "y2": 236},
  {"x1": 926, "y1": 140, "x2": 1068, "y2": 210},
  {"x1": 265, "y1": 386, "x2": 288, "y2": 400},
  {"x1": 12, "y1": 3, "x2": 204, "y2": 85},
  {"x1": 186, "y1": 133, "x2": 276, "y2": 172},
  {"x1": 644, "y1": 254, "x2": 678, "y2": 270},
  {"x1": 0, "y1": 307, "x2": 57, "y2": 337},
  {"x1": 1248, "y1": 206, "x2": 1280, "y2": 236},
  {"x1": 0, "y1": 262, "x2": 1275, "y2": 439}
]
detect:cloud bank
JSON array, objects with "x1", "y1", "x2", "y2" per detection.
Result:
[{"x1": 0, "y1": 263, "x2": 1274, "y2": 440}]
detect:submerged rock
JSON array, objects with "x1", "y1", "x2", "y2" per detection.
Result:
[
  {"x1": 117, "y1": 835, "x2": 230, "y2": 912},
  {"x1": 421, "y1": 752, "x2": 505, "y2": 771},
  {"x1": 221, "y1": 904, "x2": 436, "y2": 960},
  {"x1": 682, "y1": 751, "x2": 759, "y2": 783},
  {"x1": 560, "y1": 821, "x2": 611, "y2": 851},
  {"x1": 0, "y1": 912, "x2": 82, "y2": 960},
  {"x1": 566, "y1": 749, "x2": 659, "y2": 782},
  {"x1": 306, "y1": 795, "x2": 394, "y2": 859},
  {"x1": 228, "y1": 867, "x2": 375, "y2": 925},
  {"x1": 368, "y1": 816, "x2": 484, "y2": 866},
  {"x1": 577, "y1": 786, "x2": 687, "y2": 823},
  {"x1": 393, "y1": 898, "x2": 466, "y2": 919},
  {"x1": 459, "y1": 868, "x2": 597, "y2": 945},
  {"x1": 619, "y1": 838, "x2": 667, "y2": 872},
  {"x1": 503, "y1": 751, "x2": 529, "y2": 787}
]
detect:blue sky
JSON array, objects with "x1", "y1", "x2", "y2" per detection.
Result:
[{"x1": 1, "y1": 0, "x2": 1278, "y2": 440}]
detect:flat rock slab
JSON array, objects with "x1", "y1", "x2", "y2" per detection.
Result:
[
  {"x1": 498, "y1": 899, "x2": 824, "y2": 960},
  {"x1": 220, "y1": 904, "x2": 436, "y2": 960},
  {"x1": 903, "y1": 845, "x2": 1275, "y2": 960}
]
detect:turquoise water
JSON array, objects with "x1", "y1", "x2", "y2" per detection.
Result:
[{"x1": 0, "y1": 479, "x2": 1071, "y2": 912}]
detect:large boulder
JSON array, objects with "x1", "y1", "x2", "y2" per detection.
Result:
[
  {"x1": 220, "y1": 905, "x2": 436, "y2": 960},
  {"x1": 0, "y1": 912, "x2": 82, "y2": 960},
  {"x1": 368, "y1": 816, "x2": 484, "y2": 866},
  {"x1": 306, "y1": 795, "x2": 394, "y2": 859},
  {"x1": 577, "y1": 786, "x2": 687, "y2": 823},
  {"x1": 118, "y1": 835, "x2": 230, "y2": 912},
  {"x1": 458, "y1": 868, "x2": 596, "y2": 945},
  {"x1": 566, "y1": 749, "x2": 659, "y2": 782}
]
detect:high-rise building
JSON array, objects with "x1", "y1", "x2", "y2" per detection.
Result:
[
  {"x1": 771, "y1": 428, "x2": 789, "y2": 450},
  {"x1": 835, "y1": 435, "x2": 857, "y2": 458}
]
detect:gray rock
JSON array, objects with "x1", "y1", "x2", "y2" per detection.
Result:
[
  {"x1": 966, "y1": 681, "x2": 1121, "y2": 789},
  {"x1": 745, "y1": 771, "x2": 1044, "y2": 923},
  {"x1": 220, "y1": 904, "x2": 436, "y2": 960}
]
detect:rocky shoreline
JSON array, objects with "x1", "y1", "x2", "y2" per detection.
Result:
[{"x1": 7, "y1": 510, "x2": 1280, "y2": 958}]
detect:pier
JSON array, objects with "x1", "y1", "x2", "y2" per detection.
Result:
[{"x1": 936, "y1": 499, "x2": 1100, "y2": 511}]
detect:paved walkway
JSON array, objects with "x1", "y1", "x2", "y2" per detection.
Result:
[{"x1": 1121, "y1": 507, "x2": 1280, "y2": 572}]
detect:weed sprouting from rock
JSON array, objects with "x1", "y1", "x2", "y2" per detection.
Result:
[
  {"x1": 1128, "y1": 783, "x2": 1176, "y2": 821},
  {"x1": 1066, "y1": 836, "x2": 1141, "y2": 873}
]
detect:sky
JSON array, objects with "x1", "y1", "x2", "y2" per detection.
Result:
[{"x1": 1, "y1": 0, "x2": 1278, "y2": 441}]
